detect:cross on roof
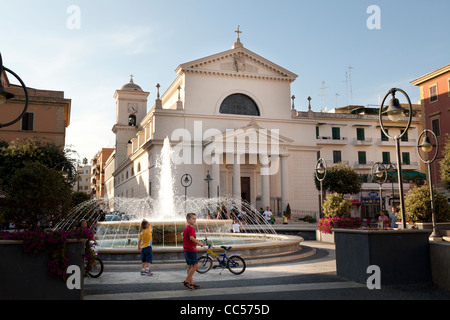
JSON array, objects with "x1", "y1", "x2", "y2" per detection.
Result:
[{"x1": 235, "y1": 25, "x2": 242, "y2": 40}]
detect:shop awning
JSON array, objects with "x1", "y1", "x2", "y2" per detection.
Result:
[{"x1": 387, "y1": 171, "x2": 426, "y2": 179}]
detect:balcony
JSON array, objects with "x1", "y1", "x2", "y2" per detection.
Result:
[
  {"x1": 352, "y1": 161, "x2": 375, "y2": 170},
  {"x1": 352, "y1": 138, "x2": 373, "y2": 146},
  {"x1": 316, "y1": 136, "x2": 348, "y2": 145},
  {"x1": 376, "y1": 138, "x2": 417, "y2": 147}
]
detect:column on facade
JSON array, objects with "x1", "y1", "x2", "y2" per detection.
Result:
[
  {"x1": 232, "y1": 153, "x2": 241, "y2": 199},
  {"x1": 211, "y1": 152, "x2": 221, "y2": 198},
  {"x1": 280, "y1": 154, "x2": 289, "y2": 213},
  {"x1": 260, "y1": 154, "x2": 270, "y2": 209}
]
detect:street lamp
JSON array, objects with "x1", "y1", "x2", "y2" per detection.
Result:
[
  {"x1": 0, "y1": 52, "x2": 29, "y2": 128},
  {"x1": 181, "y1": 174, "x2": 192, "y2": 199},
  {"x1": 379, "y1": 88, "x2": 413, "y2": 229},
  {"x1": 417, "y1": 129, "x2": 440, "y2": 239},
  {"x1": 204, "y1": 170, "x2": 213, "y2": 199},
  {"x1": 315, "y1": 158, "x2": 327, "y2": 218},
  {"x1": 371, "y1": 162, "x2": 387, "y2": 212}
]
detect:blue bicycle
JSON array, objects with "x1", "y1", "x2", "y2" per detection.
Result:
[{"x1": 196, "y1": 238, "x2": 246, "y2": 275}]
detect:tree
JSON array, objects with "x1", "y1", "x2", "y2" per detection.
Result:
[
  {"x1": 403, "y1": 184, "x2": 450, "y2": 223},
  {"x1": 314, "y1": 162, "x2": 362, "y2": 195},
  {"x1": 2, "y1": 162, "x2": 73, "y2": 230},
  {"x1": 0, "y1": 138, "x2": 76, "y2": 190},
  {"x1": 440, "y1": 139, "x2": 450, "y2": 191},
  {"x1": 0, "y1": 138, "x2": 78, "y2": 230}
]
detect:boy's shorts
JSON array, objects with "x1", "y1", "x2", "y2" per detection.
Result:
[
  {"x1": 141, "y1": 246, "x2": 153, "y2": 263},
  {"x1": 183, "y1": 251, "x2": 198, "y2": 266}
]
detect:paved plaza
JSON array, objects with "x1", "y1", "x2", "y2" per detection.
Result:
[{"x1": 84, "y1": 240, "x2": 450, "y2": 301}]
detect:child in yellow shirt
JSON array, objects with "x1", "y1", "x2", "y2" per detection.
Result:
[{"x1": 138, "y1": 219, "x2": 153, "y2": 276}]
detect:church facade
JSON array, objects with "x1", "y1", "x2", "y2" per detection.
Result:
[{"x1": 102, "y1": 33, "x2": 320, "y2": 216}]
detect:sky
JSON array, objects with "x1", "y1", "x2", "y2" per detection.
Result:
[{"x1": 2, "y1": 0, "x2": 449, "y2": 162}]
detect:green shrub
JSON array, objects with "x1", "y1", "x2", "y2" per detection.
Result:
[
  {"x1": 403, "y1": 184, "x2": 450, "y2": 223},
  {"x1": 322, "y1": 193, "x2": 350, "y2": 217}
]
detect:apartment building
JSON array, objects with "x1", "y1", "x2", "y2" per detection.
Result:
[
  {"x1": 295, "y1": 104, "x2": 424, "y2": 219},
  {"x1": 0, "y1": 69, "x2": 71, "y2": 148},
  {"x1": 73, "y1": 164, "x2": 91, "y2": 195},
  {"x1": 411, "y1": 64, "x2": 450, "y2": 189}
]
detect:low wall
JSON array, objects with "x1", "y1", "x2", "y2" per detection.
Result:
[
  {"x1": 0, "y1": 240, "x2": 85, "y2": 300},
  {"x1": 430, "y1": 241, "x2": 450, "y2": 292},
  {"x1": 334, "y1": 229, "x2": 432, "y2": 285}
]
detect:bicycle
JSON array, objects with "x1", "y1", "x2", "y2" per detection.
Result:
[
  {"x1": 196, "y1": 238, "x2": 246, "y2": 275},
  {"x1": 85, "y1": 241, "x2": 104, "y2": 278}
]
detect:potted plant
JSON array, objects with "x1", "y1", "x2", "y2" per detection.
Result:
[{"x1": 285, "y1": 203, "x2": 291, "y2": 220}]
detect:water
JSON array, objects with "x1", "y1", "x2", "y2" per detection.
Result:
[{"x1": 54, "y1": 137, "x2": 278, "y2": 248}]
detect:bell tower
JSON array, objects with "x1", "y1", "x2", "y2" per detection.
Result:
[{"x1": 112, "y1": 76, "x2": 149, "y2": 169}]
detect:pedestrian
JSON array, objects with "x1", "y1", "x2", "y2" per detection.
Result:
[
  {"x1": 378, "y1": 210, "x2": 389, "y2": 228},
  {"x1": 232, "y1": 219, "x2": 241, "y2": 233},
  {"x1": 138, "y1": 219, "x2": 153, "y2": 276},
  {"x1": 263, "y1": 206, "x2": 273, "y2": 224},
  {"x1": 182, "y1": 213, "x2": 203, "y2": 290},
  {"x1": 283, "y1": 212, "x2": 288, "y2": 225},
  {"x1": 389, "y1": 207, "x2": 398, "y2": 228}
]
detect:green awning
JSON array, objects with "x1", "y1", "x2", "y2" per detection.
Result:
[{"x1": 388, "y1": 171, "x2": 426, "y2": 179}]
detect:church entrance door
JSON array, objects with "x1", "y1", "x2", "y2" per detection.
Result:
[{"x1": 241, "y1": 177, "x2": 250, "y2": 204}]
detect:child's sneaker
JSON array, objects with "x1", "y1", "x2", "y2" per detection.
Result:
[
  {"x1": 145, "y1": 271, "x2": 153, "y2": 276},
  {"x1": 140, "y1": 270, "x2": 146, "y2": 275}
]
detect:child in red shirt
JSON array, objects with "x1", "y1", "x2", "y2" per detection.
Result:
[{"x1": 182, "y1": 213, "x2": 203, "y2": 289}]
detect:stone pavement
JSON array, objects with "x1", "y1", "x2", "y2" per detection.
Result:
[{"x1": 84, "y1": 241, "x2": 450, "y2": 301}]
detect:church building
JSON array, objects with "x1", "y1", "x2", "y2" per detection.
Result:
[{"x1": 103, "y1": 29, "x2": 324, "y2": 216}]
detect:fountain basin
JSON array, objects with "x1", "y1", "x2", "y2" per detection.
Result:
[
  {"x1": 96, "y1": 219, "x2": 234, "y2": 248},
  {"x1": 97, "y1": 234, "x2": 304, "y2": 262}
]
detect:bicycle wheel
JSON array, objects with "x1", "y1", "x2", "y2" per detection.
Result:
[
  {"x1": 196, "y1": 256, "x2": 212, "y2": 274},
  {"x1": 89, "y1": 257, "x2": 104, "y2": 278},
  {"x1": 227, "y1": 255, "x2": 246, "y2": 275}
]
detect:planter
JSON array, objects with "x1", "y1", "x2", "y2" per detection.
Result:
[
  {"x1": 430, "y1": 242, "x2": 450, "y2": 292},
  {"x1": 334, "y1": 229, "x2": 432, "y2": 285},
  {"x1": 315, "y1": 230, "x2": 335, "y2": 243},
  {"x1": 0, "y1": 239, "x2": 86, "y2": 300}
]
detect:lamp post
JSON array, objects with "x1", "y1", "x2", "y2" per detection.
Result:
[
  {"x1": 417, "y1": 129, "x2": 441, "y2": 239},
  {"x1": 204, "y1": 170, "x2": 213, "y2": 199},
  {"x1": 0, "y1": 52, "x2": 29, "y2": 128},
  {"x1": 181, "y1": 174, "x2": 192, "y2": 212},
  {"x1": 379, "y1": 88, "x2": 413, "y2": 229},
  {"x1": 315, "y1": 158, "x2": 327, "y2": 218},
  {"x1": 371, "y1": 162, "x2": 387, "y2": 212}
]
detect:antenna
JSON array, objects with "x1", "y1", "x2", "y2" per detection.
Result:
[
  {"x1": 345, "y1": 71, "x2": 349, "y2": 105},
  {"x1": 335, "y1": 93, "x2": 340, "y2": 108},
  {"x1": 348, "y1": 66, "x2": 354, "y2": 104},
  {"x1": 320, "y1": 81, "x2": 328, "y2": 112}
]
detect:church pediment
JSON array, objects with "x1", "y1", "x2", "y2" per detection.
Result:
[
  {"x1": 203, "y1": 119, "x2": 294, "y2": 156},
  {"x1": 176, "y1": 47, "x2": 298, "y2": 82}
]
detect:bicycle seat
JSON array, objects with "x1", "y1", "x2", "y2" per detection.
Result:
[{"x1": 221, "y1": 246, "x2": 232, "y2": 251}]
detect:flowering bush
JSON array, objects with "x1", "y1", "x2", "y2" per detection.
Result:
[
  {"x1": 0, "y1": 227, "x2": 95, "y2": 280},
  {"x1": 318, "y1": 217, "x2": 362, "y2": 234}
]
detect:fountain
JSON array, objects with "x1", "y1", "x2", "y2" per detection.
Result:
[{"x1": 54, "y1": 137, "x2": 304, "y2": 262}]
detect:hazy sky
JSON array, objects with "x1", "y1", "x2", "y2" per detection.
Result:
[{"x1": 2, "y1": 0, "x2": 449, "y2": 161}]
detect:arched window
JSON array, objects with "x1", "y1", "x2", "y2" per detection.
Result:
[
  {"x1": 219, "y1": 94, "x2": 260, "y2": 116},
  {"x1": 128, "y1": 114, "x2": 137, "y2": 126}
]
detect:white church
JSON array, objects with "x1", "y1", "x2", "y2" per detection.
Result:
[{"x1": 102, "y1": 28, "x2": 320, "y2": 216}]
